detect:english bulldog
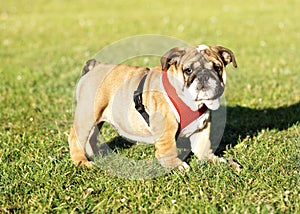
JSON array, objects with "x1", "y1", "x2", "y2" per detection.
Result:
[{"x1": 68, "y1": 44, "x2": 239, "y2": 171}]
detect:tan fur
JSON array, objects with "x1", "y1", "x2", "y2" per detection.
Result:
[
  {"x1": 68, "y1": 45, "x2": 239, "y2": 170},
  {"x1": 69, "y1": 63, "x2": 186, "y2": 168},
  {"x1": 68, "y1": 126, "x2": 93, "y2": 168}
]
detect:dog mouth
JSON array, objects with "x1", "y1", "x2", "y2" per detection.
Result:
[
  {"x1": 196, "y1": 98, "x2": 220, "y2": 110},
  {"x1": 194, "y1": 88, "x2": 223, "y2": 110}
]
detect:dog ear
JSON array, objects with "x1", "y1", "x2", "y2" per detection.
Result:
[
  {"x1": 160, "y1": 47, "x2": 186, "y2": 70},
  {"x1": 211, "y1": 46, "x2": 237, "y2": 68}
]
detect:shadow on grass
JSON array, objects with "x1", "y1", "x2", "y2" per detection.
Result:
[
  {"x1": 214, "y1": 101, "x2": 300, "y2": 154},
  {"x1": 96, "y1": 102, "x2": 299, "y2": 160}
]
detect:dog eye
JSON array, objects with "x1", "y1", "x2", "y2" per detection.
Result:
[
  {"x1": 214, "y1": 64, "x2": 222, "y2": 72},
  {"x1": 183, "y1": 68, "x2": 193, "y2": 75}
]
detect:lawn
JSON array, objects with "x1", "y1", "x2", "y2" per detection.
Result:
[{"x1": 0, "y1": 0, "x2": 299, "y2": 213}]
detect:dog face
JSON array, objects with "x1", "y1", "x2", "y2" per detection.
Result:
[{"x1": 161, "y1": 45, "x2": 237, "y2": 110}]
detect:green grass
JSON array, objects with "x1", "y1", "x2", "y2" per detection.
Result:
[{"x1": 1, "y1": 0, "x2": 299, "y2": 212}]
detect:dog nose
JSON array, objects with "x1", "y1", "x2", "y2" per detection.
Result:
[
  {"x1": 197, "y1": 73, "x2": 210, "y2": 86},
  {"x1": 196, "y1": 69, "x2": 211, "y2": 90}
]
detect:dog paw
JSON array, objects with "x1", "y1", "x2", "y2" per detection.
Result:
[
  {"x1": 228, "y1": 157, "x2": 242, "y2": 173},
  {"x1": 74, "y1": 160, "x2": 94, "y2": 168},
  {"x1": 206, "y1": 155, "x2": 241, "y2": 173},
  {"x1": 178, "y1": 161, "x2": 190, "y2": 171},
  {"x1": 158, "y1": 157, "x2": 187, "y2": 169}
]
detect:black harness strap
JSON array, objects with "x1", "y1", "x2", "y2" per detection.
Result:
[{"x1": 133, "y1": 73, "x2": 150, "y2": 126}]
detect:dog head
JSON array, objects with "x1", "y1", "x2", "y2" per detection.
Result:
[{"x1": 161, "y1": 44, "x2": 237, "y2": 110}]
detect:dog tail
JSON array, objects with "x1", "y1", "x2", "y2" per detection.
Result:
[{"x1": 82, "y1": 59, "x2": 98, "y2": 76}]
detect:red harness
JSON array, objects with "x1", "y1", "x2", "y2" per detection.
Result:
[{"x1": 162, "y1": 68, "x2": 208, "y2": 130}]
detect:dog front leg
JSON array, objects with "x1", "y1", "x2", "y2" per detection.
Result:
[
  {"x1": 190, "y1": 121, "x2": 223, "y2": 162},
  {"x1": 154, "y1": 122, "x2": 189, "y2": 170},
  {"x1": 190, "y1": 122, "x2": 241, "y2": 172}
]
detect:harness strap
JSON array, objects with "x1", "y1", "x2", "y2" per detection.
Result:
[
  {"x1": 133, "y1": 73, "x2": 150, "y2": 126},
  {"x1": 162, "y1": 68, "x2": 208, "y2": 130}
]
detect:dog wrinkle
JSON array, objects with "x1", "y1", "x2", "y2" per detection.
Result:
[{"x1": 204, "y1": 62, "x2": 213, "y2": 70}]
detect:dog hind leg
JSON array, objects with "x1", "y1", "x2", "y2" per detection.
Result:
[
  {"x1": 68, "y1": 93, "x2": 101, "y2": 167},
  {"x1": 68, "y1": 125, "x2": 93, "y2": 168}
]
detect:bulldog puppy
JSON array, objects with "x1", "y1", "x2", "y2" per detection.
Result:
[{"x1": 68, "y1": 45, "x2": 238, "y2": 170}]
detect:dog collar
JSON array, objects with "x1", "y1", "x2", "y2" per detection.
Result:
[{"x1": 162, "y1": 68, "x2": 208, "y2": 130}]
